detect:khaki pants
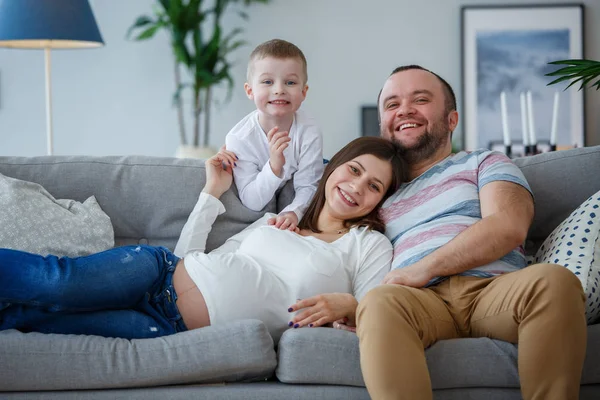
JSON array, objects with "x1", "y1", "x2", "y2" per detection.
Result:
[{"x1": 356, "y1": 264, "x2": 587, "y2": 400}]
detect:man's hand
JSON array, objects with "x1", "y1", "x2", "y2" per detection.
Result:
[
  {"x1": 267, "y1": 211, "x2": 298, "y2": 231},
  {"x1": 267, "y1": 126, "x2": 290, "y2": 177},
  {"x1": 287, "y1": 293, "x2": 358, "y2": 328},
  {"x1": 333, "y1": 318, "x2": 356, "y2": 333},
  {"x1": 382, "y1": 262, "x2": 432, "y2": 287},
  {"x1": 202, "y1": 146, "x2": 237, "y2": 199}
]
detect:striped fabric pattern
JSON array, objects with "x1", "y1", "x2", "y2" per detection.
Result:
[{"x1": 381, "y1": 150, "x2": 533, "y2": 286}]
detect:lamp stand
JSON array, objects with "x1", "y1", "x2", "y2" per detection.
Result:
[{"x1": 44, "y1": 47, "x2": 53, "y2": 156}]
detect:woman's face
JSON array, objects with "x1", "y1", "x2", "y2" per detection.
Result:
[{"x1": 324, "y1": 154, "x2": 393, "y2": 221}]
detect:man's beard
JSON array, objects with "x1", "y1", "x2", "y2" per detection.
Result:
[{"x1": 383, "y1": 118, "x2": 450, "y2": 165}]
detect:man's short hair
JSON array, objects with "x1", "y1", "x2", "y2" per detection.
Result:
[
  {"x1": 247, "y1": 39, "x2": 308, "y2": 83},
  {"x1": 377, "y1": 65, "x2": 457, "y2": 115}
]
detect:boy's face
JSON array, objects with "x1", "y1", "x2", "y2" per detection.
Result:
[{"x1": 245, "y1": 57, "x2": 308, "y2": 119}]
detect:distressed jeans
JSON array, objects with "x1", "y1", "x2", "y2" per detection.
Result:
[{"x1": 0, "y1": 245, "x2": 187, "y2": 339}]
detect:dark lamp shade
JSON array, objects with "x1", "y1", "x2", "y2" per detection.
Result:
[{"x1": 0, "y1": 0, "x2": 104, "y2": 49}]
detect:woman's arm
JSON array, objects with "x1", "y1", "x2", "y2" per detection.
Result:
[{"x1": 173, "y1": 148, "x2": 237, "y2": 257}]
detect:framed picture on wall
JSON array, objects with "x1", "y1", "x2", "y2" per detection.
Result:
[
  {"x1": 461, "y1": 4, "x2": 585, "y2": 152},
  {"x1": 361, "y1": 106, "x2": 380, "y2": 137}
]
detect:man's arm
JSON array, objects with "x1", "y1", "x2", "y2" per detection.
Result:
[{"x1": 383, "y1": 181, "x2": 534, "y2": 286}]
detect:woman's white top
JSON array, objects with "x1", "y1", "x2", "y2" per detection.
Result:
[{"x1": 174, "y1": 193, "x2": 392, "y2": 341}]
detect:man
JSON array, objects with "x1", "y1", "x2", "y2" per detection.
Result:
[{"x1": 355, "y1": 65, "x2": 587, "y2": 400}]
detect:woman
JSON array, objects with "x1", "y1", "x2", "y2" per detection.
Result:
[{"x1": 0, "y1": 137, "x2": 404, "y2": 341}]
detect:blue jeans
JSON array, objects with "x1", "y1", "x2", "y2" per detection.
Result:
[{"x1": 0, "y1": 245, "x2": 187, "y2": 339}]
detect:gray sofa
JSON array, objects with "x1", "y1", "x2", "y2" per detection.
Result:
[{"x1": 0, "y1": 145, "x2": 599, "y2": 399}]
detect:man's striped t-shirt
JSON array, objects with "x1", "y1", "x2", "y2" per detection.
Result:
[{"x1": 380, "y1": 150, "x2": 533, "y2": 286}]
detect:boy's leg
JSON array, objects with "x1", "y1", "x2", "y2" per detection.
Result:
[
  {"x1": 468, "y1": 264, "x2": 586, "y2": 400},
  {"x1": 0, "y1": 246, "x2": 174, "y2": 312},
  {"x1": 356, "y1": 283, "x2": 459, "y2": 400}
]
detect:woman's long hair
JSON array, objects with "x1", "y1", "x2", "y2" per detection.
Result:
[{"x1": 298, "y1": 137, "x2": 406, "y2": 234}]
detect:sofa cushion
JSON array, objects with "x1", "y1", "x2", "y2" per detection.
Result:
[
  {"x1": 535, "y1": 189, "x2": 600, "y2": 324},
  {"x1": 0, "y1": 173, "x2": 114, "y2": 257},
  {"x1": 0, "y1": 156, "x2": 276, "y2": 252},
  {"x1": 0, "y1": 319, "x2": 276, "y2": 391},
  {"x1": 513, "y1": 146, "x2": 600, "y2": 256},
  {"x1": 277, "y1": 324, "x2": 600, "y2": 388}
]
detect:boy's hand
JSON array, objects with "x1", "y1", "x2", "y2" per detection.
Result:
[
  {"x1": 267, "y1": 126, "x2": 290, "y2": 177},
  {"x1": 267, "y1": 211, "x2": 298, "y2": 231}
]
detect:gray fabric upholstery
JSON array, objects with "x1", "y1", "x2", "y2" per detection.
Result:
[
  {"x1": 1, "y1": 146, "x2": 600, "y2": 398},
  {"x1": 0, "y1": 320, "x2": 276, "y2": 391},
  {"x1": 276, "y1": 328, "x2": 520, "y2": 388},
  {"x1": 3, "y1": 383, "x2": 600, "y2": 400},
  {"x1": 513, "y1": 145, "x2": 600, "y2": 255},
  {"x1": 277, "y1": 319, "x2": 600, "y2": 389},
  {"x1": 0, "y1": 156, "x2": 274, "y2": 252}
]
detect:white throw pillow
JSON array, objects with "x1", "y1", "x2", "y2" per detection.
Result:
[
  {"x1": 0, "y1": 173, "x2": 114, "y2": 257},
  {"x1": 534, "y1": 189, "x2": 600, "y2": 324}
]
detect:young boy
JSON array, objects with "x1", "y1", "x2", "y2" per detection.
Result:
[{"x1": 225, "y1": 39, "x2": 324, "y2": 231}]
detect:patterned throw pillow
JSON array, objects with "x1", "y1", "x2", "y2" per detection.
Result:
[
  {"x1": 534, "y1": 190, "x2": 600, "y2": 324},
  {"x1": 0, "y1": 173, "x2": 114, "y2": 257}
]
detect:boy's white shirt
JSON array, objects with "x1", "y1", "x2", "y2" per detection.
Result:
[{"x1": 225, "y1": 109, "x2": 324, "y2": 220}]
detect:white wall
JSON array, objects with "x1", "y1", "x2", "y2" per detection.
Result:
[{"x1": 1, "y1": 0, "x2": 598, "y2": 157}]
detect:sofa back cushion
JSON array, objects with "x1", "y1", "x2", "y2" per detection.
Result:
[
  {"x1": 513, "y1": 145, "x2": 600, "y2": 255},
  {"x1": 0, "y1": 156, "x2": 292, "y2": 252},
  {"x1": 0, "y1": 146, "x2": 597, "y2": 255}
]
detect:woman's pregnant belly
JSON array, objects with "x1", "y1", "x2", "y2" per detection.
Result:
[
  {"x1": 188, "y1": 252, "x2": 293, "y2": 341},
  {"x1": 185, "y1": 226, "x2": 351, "y2": 342}
]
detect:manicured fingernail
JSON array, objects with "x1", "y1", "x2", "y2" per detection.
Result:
[
  {"x1": 234, "y1": 162, "x2": 237, "y2": 167},
  {"x1": 287, "y1": 307, "x2": 293, "y2": 312},
  {"x1": 293, "y1": 324, "x2": 299, "y2": 328},
  {"x1": 288, "y1": 321, "x2": 293, "y2": 327},
  {"x1": 236, "y1": 155, "x2": 239, "y2": 160},
  {"x1": 309, "y1": 324, "x2": 313, "y2": 327}
]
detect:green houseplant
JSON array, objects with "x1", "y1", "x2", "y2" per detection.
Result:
[
  {"x1": 127, "y1": 0, "x2": 268, "y2": 156},
  {"x1": 546, "y1": 59, "x2": 600, "y2": 91}
]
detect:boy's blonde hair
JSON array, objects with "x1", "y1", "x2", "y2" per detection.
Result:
[{"x1": 246, "y1": 39, "x2": 308, "y2": 84}]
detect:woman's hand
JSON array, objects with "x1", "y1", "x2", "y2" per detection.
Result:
[
  {"x1": 202, "y1": 146, "x2": 237, "y2": 199},
  {"x1": 287, "y1": 293, "x2": 358, "y2": 328}
]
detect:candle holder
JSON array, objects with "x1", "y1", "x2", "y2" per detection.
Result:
[{"x1": 530, "y1": 144, "x2": 538, "y2": 155}]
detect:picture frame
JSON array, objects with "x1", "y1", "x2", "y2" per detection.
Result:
[
  {"x1": 361, "y1": 106, "x2": 380, "y2": 137},
  {"x1": 461, "y1": 4, "x2": 585, "y2": 152}
]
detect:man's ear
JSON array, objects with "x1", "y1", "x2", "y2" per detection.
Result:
[
  {"x1": 244, "y1": 82, "x2": 253, "y2": 100},
  {"x1": 448, "y1": 110, "x2": 459, "y2": 132}
]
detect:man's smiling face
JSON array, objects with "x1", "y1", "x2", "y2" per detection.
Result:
[{"x1": 379, "y1": 69, "x2": 457, "y2": 158}]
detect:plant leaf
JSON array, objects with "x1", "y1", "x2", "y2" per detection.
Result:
[
  {"x1": 564, "y1": 76, "x2": 586, "y2": 91},
  {"x1": 547, "y1": 75, "x2": 578, "y2": 86},
  {"x1": 546, "y1": 59, "x2": 600, "y2": 90},
  {"x1": 134, "y1": 24, "x2": 162, "y2": 41},
  {"x1": 125, "y1": 15, "x2": 155, "y2": 39},
  {"x1": 547, "y1": 59, "x2": 600, "y2": 67}
]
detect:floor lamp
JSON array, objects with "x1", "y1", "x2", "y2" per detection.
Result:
[{"x1": 0, "y1": 0, "x2": 104, "y2": 155}]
